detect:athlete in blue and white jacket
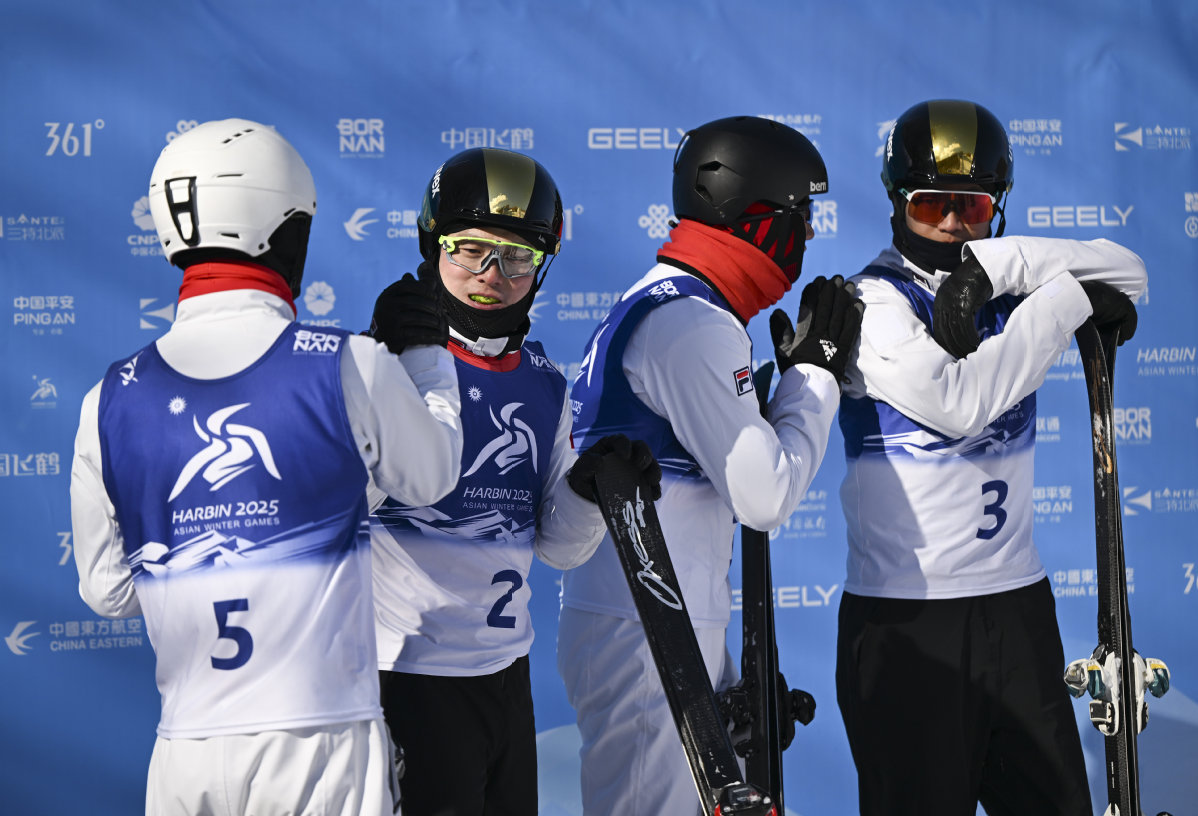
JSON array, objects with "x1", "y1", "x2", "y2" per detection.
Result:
[
  {"x1": 560, "y1": 117, "x2": 863, "y2": 816},
  {"x1": 835, "y1": 100, "x2": 1147, "y2": 816},
  {"x1": 70, "y1": 119, "x2": 462, "y2": 816},
  {"x1": 367, "y1": 149, "x2": 644, "y2": 816}
]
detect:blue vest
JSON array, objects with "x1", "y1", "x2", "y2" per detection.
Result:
[
  {"x1": 98, "y1": 325, "x2": 369, "y2": 576},
  {"x1": 572, "y1": 275, "x2": 735, "y2": 477},
  {"x1": 375, "y1": 340, "x2": 565, "y2": 542},
  {"x1": 839, "y1": 265, "x2": 1035, "y2": 459}
]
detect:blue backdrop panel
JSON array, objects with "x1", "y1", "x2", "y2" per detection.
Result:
[{"x1": 2, "y1": 2, "x2": 1195, "y2": 814}]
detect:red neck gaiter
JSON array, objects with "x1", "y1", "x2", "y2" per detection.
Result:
[
  {"x1": 177, "y1": 261, "x2": 296, "y2": 316},
  {"x1": 656, "y1": 219, "x2": 791, "y2": 323}
]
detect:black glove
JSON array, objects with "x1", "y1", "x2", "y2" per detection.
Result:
[
  {"x1": 566, "y1": 433, "x2": 662, "y2": 503},
  {"x1": 369, "y1": 273, "x2": 448, "y2": 355},
  {"x1": 769, "y1": 275, "x2": 863, "y2": 382},
  {"x1": 932, "y1": 255, "x2": 994, "y2": 359},
  {"x1": 1080, "y1": 280, "x2": 1137, "y2": 345}
]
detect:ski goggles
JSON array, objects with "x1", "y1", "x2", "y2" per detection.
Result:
[
  {"x1": 438, "y1": 234, "x2": 545, "y2": 279},
  {"x1": 900, "y1": 189, "x2": 997, "y2": 225}
]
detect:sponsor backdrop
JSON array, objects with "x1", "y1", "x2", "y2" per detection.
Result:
[{"x1": 2, "y1": 2, "x2": 1195, "y2": 814}]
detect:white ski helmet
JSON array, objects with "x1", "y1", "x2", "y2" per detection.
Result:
[{"x1": 148, "y1": 118, "x2": 316, "y2": 288}]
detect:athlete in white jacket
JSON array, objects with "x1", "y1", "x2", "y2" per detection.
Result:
[
  {"x1": 560, "y1": 116, "x2": 863, "y2": 816},
  {"x1": 70, "y1": 119, "x2": 462, "y2": 816},
  {"x1": 836, "y1": 99, "x2": 1146, "y2": 816},
  {"x1": 367, "y1": 148, "x2": 656, "y2": 816}
]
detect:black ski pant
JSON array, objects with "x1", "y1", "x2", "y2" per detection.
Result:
[
  {"x1": 835, "y1": 579, "x2": 1091, "y2": 816},
  {"x1": 379, "y1": 655, "x2": 536, "y2": 816}
]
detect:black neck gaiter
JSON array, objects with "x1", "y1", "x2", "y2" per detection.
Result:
[{"x1": 416, "y1": 259, "x2": 533, "y2": 352}]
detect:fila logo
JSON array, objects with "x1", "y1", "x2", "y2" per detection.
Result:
[
  {"x1": 169, "y1": 403, "x2": 281, "y2": 500},
  {"x1": 294, "y1": 330, "x2": 341, "y2": 353},
  {"x1": 734, "y1": 366, "x2": 753, "y2": 396}
]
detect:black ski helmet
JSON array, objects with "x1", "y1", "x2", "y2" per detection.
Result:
[
  {"x1": 881, "y1": 99, "x2": 1013, "y2": 197},
  {"x1": 417, "y1": 147, "x2": 563, "y2": 261},
  {"x1": 672, "y1": 115, "x2": 828, "y2": 226}
]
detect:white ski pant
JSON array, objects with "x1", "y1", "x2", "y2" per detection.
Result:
[
  {"x1": 557, "y1": 606, "x2": 737, "y2": 816},
  {"x1": 145, "y1": 718, "x2": 400, "y2": 816}
]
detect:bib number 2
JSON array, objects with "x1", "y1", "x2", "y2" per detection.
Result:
[{"x1": 487, "y1": 570, "x2": 523, "y2": 629}]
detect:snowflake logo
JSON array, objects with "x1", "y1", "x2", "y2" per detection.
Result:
[
  {"x1": 467, "y1": 385, "x2": 483, "y2": 402},
  {"x1": 303, "y1": 281, "x2": 336, "y2": 316},
  {"x1": 168, "y1": 396, "x2": 187, "y2": 415},
  {"x1": 638, "y1": 204, "x2": 673, "y2": 239}
]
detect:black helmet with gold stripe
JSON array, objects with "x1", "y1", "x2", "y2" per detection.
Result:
[
  {"x1": 882, "y1": 99, "x2": 1013, "y2": 197},
  {"x1": 417, "y1": 148, "x2": 563, "y2": 261}
]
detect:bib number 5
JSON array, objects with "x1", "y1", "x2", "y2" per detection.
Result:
[{"x1": 211, "y1": 598, "x2": 254, "y2": 670}]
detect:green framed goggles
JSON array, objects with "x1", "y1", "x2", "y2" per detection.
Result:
[{"x1": 438, "y1": 235, "x2": 545, "y2": 279}]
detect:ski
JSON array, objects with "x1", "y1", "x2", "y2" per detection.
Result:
[
  {"x1": 1064, "y1": 321, "x2": 1171, "y2": 816},
  {"x1": 590, "y1": 454, "x2": 776, "y2": 816},
  {"x1": 720, "y1": 362, "x2": 814, "y2": 814}
]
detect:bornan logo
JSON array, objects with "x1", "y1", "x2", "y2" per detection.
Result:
[
  {"x1": 338, "y1": 118, "x2": 384, "y2": 157},
  {"x1": 623, "y1": 488, "x2": 683, "y2": 610},
  {"x1": 1114, "y1": 406, "x2": 1151, "y2": 444},
  {"x1": 169, "y1": 403, "x2": 281, "y2": 500},
  {"x1": 6, "y1": 621, "x2": 39, "y2": 655},
  {"x1": 293, "y1": 329, "x2": 341, "y2": 353},
  {"x1": 344, "y1": 208, "x2": 378, "y2": 241},
  {"x1": 648, "y1": 280, "x2": 680, "y2": 302},
  {"x1": 462, "y1": 402, "x2": 539, "y2": 477}
]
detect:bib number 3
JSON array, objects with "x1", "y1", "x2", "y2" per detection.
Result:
[{"x1": 977, "y1": 480, "x2": 1009, "y2": 541}]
